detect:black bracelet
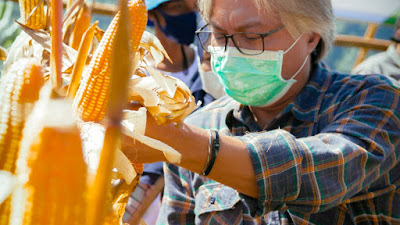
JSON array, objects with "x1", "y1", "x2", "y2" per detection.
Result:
[{"x1": 203, "y1": 130, "x2": 220, "y2": 176}]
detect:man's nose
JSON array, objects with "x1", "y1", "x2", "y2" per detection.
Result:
[{"x1": 226, "y1": 36, "x2": 236, "y2": 48}]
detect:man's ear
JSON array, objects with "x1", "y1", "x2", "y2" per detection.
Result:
[
  {"x1": 148, "y1": 10, "x2": 166, "y2": 27},
  {"x1": 307, "y1": 32, "x2": 321, "y2": 54},
  {"x1": 148, "y1": 11, "x2": 157, "y2": 23}
]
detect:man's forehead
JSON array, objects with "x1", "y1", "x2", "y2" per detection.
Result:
[{"x1": 209, "y1": 6, "x2": 278, "y2": 31}]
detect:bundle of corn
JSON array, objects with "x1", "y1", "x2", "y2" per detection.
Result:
[
  {"x1": 69, "y1": 0, "x2": 148, "y2": 223},
  {"x1": 0, "y1": 58, "x2": 44, "y2": 225},
  {"x1": 72, "y1": 0, "x2": 148, "y2": 122},
  {"x1": 0, "y1": 0, "x2": 197, "y2": 223}
]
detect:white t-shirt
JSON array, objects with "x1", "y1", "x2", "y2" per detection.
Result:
[{"x1": 352, "y1": 44, "x2": 400, "y2": 80}]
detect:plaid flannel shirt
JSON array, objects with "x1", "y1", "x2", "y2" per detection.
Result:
[{"x1": 157, "y1": 62, "x2": 400, "y2": 224}]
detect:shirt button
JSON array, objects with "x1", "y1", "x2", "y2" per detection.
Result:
[{"x1": 210, "y1": 197, "x2": 215, "y2": 204}]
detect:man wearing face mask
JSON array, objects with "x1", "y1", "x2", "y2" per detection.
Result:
[{"x1": 122, "y1": 0, "x2": 400, "y2": 224}]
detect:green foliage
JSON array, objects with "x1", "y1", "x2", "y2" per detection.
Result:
[
  {"x1": 384, "y1": 11, "x2": 399, "y2": 25},
  {"x1": 0, "y1": 1, "x2": 21, "y2": 76},
  {"x1": 0, "y1": 1, "x2": 20, "y2": 48}
]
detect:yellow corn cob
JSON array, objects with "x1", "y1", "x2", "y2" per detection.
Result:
[
  {"x1": 13, "y1": 90, "x2": 87, "y2": 225},
  {"x1": 0, "y1": 58, "x2": 44, "y2": 225},
  {"x1": 86, "y1": 1, "x2": 146, "y2": 224},
  {"x1": 18, "y1": 0, "x2": 46, "y2": 30},
  {"x1": 70, "y1": 4, "x2": 92, "y2": 50},
  {"x1": 0, "y1": 58, "x2": 44, "y2": 172},
  {"x1": 73, "y1": 0, "x2": 148, "y2": 122}
]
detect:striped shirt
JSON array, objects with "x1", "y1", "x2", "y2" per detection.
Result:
[{"x1": 157, "y1": 63, "x2": 400, "y2": 224}]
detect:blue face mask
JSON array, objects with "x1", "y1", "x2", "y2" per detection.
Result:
[{"x1": 157, "y1": 10, "x2": 197, "y2": 45}]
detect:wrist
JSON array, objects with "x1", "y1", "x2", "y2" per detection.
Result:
[{"x1": 163, "y1": 124, "x2": 210, "y2": 174}]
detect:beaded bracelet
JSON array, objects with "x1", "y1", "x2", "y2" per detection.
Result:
[
  {"x1": 201, "y1": 130, "x2": 213, "y2": 176},
  {"x1": 202, "y1": 130, "x2": 220, "y2": 176}
]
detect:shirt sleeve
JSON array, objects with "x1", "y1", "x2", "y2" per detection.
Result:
[
  {"x1": 238, "y1": 78, "x2": 400, "y2": 217},
  {"x1": 157, "y1": 163, "x2": 196, "y2": 225},
  {"x1": 351, "y1": 52, "x2": 388, "y2": 75},
  {"x1": 140, "y1": 162, "x2": 164, "y2": 185}
]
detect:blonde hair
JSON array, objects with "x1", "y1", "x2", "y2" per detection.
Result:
[{"x1": 198, "y1": 0, "x2": 336, "y2": 62}]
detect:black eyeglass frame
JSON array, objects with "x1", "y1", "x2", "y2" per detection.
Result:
[{"x1": 195, "y1": 24, "x2": 285, "y2": 55}]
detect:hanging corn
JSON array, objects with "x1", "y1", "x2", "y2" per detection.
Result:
[
  {"x1": 11, "y1": 87, "x2": 87, "y2": 225},
  {"x1": 73, "y1": 0, "x2": 148, "y2": 122},
  {"x1": 18, "y1": 0, "x2": 47, "y2": 30},
  {"x1": 0, "y1": 58, "x2": 44, "y2": 225},
  {"x1": 86, "y1": 0, "x2": 147, "y2": 224}
]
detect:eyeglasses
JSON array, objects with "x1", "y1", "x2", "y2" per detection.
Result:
[{"x1": 195, "y1": 24, "x2": 285, "y2": 55}]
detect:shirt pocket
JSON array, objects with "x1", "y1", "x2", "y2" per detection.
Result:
[{"x1": 194, "y1": 182, "x2": 243, "y2": 224}]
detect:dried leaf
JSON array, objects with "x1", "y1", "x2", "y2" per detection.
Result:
[
  {"x1": 140, "y1": 30, "x2": 171, "y2": 65},
  {"x1": 147, "y1": 106, "x2": 170, "y2": 125},
  {"x1": 62, "y1": 3, "x2": 81, "y2": 44},
  {"x1": 16, "y1": 20, "x2": 51, "y2": 49},
  {"x1": 122, "y1": 108, "x2": 147, "y2": 135},
  {"x1": 3, "y1": 32, "x2": 45, "y2": 73},
  {"x1": 129, "y1": 77, "x2": 161, "y2": 106},
  {"x1": 15, "y1": 21, "x2": 78, "y2": 74},
  {"x1": 128, "y1": 72, "x2": 197, "y2": 125},
  {"x1": 131, "y1": 51, "x2": 142, "y2": 75},
  {"x1": 134, "y1": 68, "x2": 148, "y2": 77},
  {"x1": 114, "y1": 149, "x2": 136, "y2": 184},
  {"x1": 122, "y1": 126, "x2": 181, "y2": 164},
  {"x1": 146, "y1": 66, "x2": 177, "y2": 98},
  {"x1": 62, "y1": 0, "x2": 84, "y2": 24}
]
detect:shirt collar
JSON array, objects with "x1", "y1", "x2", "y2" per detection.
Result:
[
  {"x1": 290, "y1": 62, "x2": 332, "y2": 123},
  {"x1": 229, "y1": 104, "x2": 261, "y2": 132},
  {"x1": 228, "y1": 63, "x2": 331, "y2": 131}
]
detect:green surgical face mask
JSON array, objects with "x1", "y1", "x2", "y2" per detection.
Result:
[{"x1": 209, "y1": 35, "x2": 308, "y2": 107}]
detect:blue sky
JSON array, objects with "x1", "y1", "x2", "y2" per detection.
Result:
[{"x1": 332, "y1": 0, "x2": 400, "y2": 23}]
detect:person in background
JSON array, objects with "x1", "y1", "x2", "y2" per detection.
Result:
[
  {"x1": 123, "y1": 0, "x2": 216, "y2": 223},
  {"x1": 144, "y1": 0, "x2": 213, "y2": 106},
  {"x1": 196, "y1": 17, "x2": 226, "y2": 99},
  {"x1": 197, "y1": 49, "x2": 226, "y2": 99},
  {"x1": 121, "y1": 0, "x2": 400, "y2": 223},
  {"x1": 352, "y1": 16, "x2": 400, "y2": 79}
]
